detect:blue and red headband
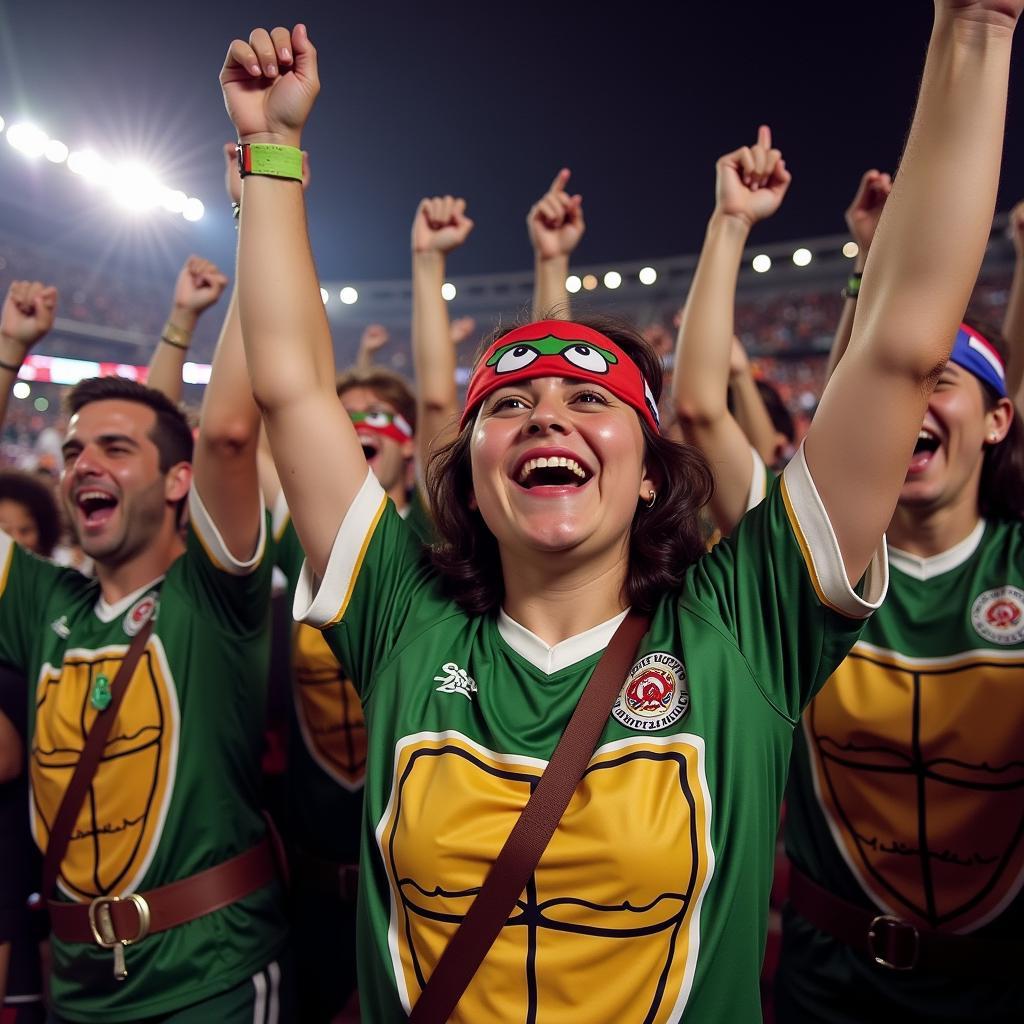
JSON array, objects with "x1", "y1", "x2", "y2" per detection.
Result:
[
  {"x1": 950, "y1": 323, "x2": 1006, "y2": 398},
  {"x1": 461, "y1": 320, "x2": 661, "y2": 432}
]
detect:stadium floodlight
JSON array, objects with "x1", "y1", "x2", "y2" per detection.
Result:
[
  {"x1": 842, "y1": 241, "x2": 859, "y2": 259},
  {"x1": 44, "y1": 139, "x2": 69, "y2": 164},
  {"x1": 67, "y1": 149, "x2": 109, "y2": 182},
  {"x1": 582, "y1": 274, "x2": 598, "y2": 291},
  {"x1": 792, "y1": 247, "x2": 812, "y2": 267},
  {"x1": 320, "y1": 287, "x2": 329, "y2": 304},
  {"x1": 752, "y1": 254, "x2": 771, "y2": 273},
  {"x1": 340, "y1": 287, "x2": 358, "y2": 305},
  {"x1": 111, "y1": 163, "x2": 163, "y2": 211},
  {"x1": 181, "y1": 197, "x2": 205, "y2": 222},
  {"x1": 7, "y1": 122, "x2": 48, "y2": 158},
  {"x1": 12, "y1": 382, "x2": 29, "y2": 400},
  {"x1": 441, "y1": 282, "x2": 457, "y2": 301},
  {"x1": 160, "y1": 188, "x2": 187, "y2": 214},
  {"x1": 639, "y1": 266, "x2": 657, "y2": 285},
  {"x1": 565, "y1": 275, "x2": 582, "y2": 294},
  {"x1": 603, "y1": 271, "x2": 622, "y2": 289}
]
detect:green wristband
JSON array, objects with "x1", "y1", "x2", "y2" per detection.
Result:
[
  {"x1": 842, "y1": 272, "x2": 863, "y2": 301},
  {"x1": 236, "y1": 143, "x2": 303, "y2": 181}
]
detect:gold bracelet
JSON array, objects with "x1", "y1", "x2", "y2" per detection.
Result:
[
  {"x1": 160, "y1": 335, "x2": 190, "y2": 351},
  {"x1": 161, "y1": 320, "x2": 192, "y2": 349}
]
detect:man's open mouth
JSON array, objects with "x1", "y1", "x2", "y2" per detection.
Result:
[
  {"x1": 359, "y1": 436, "x2": 380, "y2": 463},
  {"x1": 909, "y1": 428, "x2": 941, "y2": 473},
  {"x1": 75, "y1": 489, "x2": 119, "y2": 526}
]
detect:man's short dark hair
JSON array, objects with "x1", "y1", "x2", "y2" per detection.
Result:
[{"x1": 64, "y1": 376, "x2": 194, "y2": 470}]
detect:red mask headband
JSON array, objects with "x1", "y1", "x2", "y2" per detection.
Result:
[
  {"x1": 461, "y1": 320, "x2": 660, "y2": 432},
  {"x1": 349, "y1": 410, "x2": 413, "y2": 444}
]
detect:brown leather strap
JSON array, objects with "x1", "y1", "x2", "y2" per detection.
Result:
[
  {"x1": 408, "y1": 610, "x2": 650, "y2": 1024},
  {"x1": 789, "y1": 865, "x2": 1022, "y2": 976},
  {"x1": 48, "y1": 838, "x2": 277, "y2": 944},
  {"x1": 40, "y1": 618, "x2": 155, "y2": 902}
]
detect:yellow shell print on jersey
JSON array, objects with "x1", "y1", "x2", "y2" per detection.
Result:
[
  {"x1": 376, "y1": 732, "x2": 714, "y2": 1022},
  {"x1": 30, "y1": 639, "x2": 180, "y2": 901},
  {"x1": 806, "y1": 643, "x2": 1024, "y2": 933},
  {"x1": 292, "y1": 623, "x2": 366, "y2": 789}
]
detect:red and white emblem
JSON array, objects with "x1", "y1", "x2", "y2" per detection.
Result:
[
  {"x1": 971, "y1": 586, "x2": 1024, "y2": 646},
  {"x1": 123, "y1": 593, "x2": 158, "y2": 637},
  {"x1": 613, "y1": 653, "x2": 688, "y2": 732}
]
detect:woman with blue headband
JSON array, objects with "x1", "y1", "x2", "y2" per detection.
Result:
[
  {"x1": 675, "y1": 139, "x2": 1024, "y2": 1022},
  {"x1": 222, "y1": 4, "x2": 1022, "y2": 1020}
]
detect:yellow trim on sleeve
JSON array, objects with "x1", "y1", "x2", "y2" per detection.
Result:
[
  {"x1": 0, "y1": 540, "x2": 15, "y2": 601},
  {"x1": 273, "y1": 510, "x2": 291, "y2": 544},
  {"x1": 189, "y1": 520, "x2": 228, "y2": 573},
  {"x1": 324, "y1": 495, "x2": 388, "y2": 628},
  {"x1": 780, "y1": 474, "x2": 847, "y2": 617}
]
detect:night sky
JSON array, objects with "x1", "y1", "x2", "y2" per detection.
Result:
[{"x1": 1, "y1": 1, "x2": 1023, "y2": 288}]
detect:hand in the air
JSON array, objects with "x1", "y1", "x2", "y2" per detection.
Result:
[
  {"x1": 412, "y1": 196, "x2": 475, "y2": 255},
  {"x1": 172, "y1": 257, "x2": 229, "y2": 317},
  {"x1": 0, "y1": 281, "x2": 58, "y2": 350},
  {"x1": 714, "y1": 126, "x2": 792, "y2": 229},
  {"x1": 845, "y1": 170, "x2": 892, "y2": 255},
  {"x1": 528, "y1": 169, "x2": 586, "y2": 260}
]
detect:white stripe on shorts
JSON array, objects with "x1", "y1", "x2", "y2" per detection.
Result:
[
  {"x1": 251, "y1": 968, "x2": 267, "y2": 1024},
  {"x1": 267, "y1": 961, "x2": 281, "y2": 1024}
]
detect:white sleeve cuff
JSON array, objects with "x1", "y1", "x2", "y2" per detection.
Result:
[
  {"x1": 746, "y1": 446, "x2": 768, "y2": 513},
  {"x1": 271, "y1": 489, "x2": 290, "y2": 542},
  {"x1": 293, "y1": 469, "x2": 387, "y2": 628},
  {"x1": 188, "y1": 485, "x2": 267, "y2": 576},
  {"x1": 780, "y1": 444, "x2": 888, "y2": 619}
]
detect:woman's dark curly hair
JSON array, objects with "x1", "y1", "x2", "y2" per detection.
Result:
[
  {"x1": 964, "y1": 318, "x2": 1024, "y2": 521},
  {"x1": 0, "y1": 469, "x2": 62, "y2": 557},
  {"x1": 426, "y1": 314, "x2": 715, "y2": 615}
]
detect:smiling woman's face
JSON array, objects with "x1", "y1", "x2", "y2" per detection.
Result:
[{"x1": 468, "y1": 375, "x2": 654, "y2": 561}]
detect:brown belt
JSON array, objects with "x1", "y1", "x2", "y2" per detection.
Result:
[
  {"x1": 789, "y1": 865, "x2": 1021, "y2": 976},
  {"x1": 49, "y1": 838, "x2": 276, "y2": 947}
]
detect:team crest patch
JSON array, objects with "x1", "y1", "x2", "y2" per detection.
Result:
[
  {"x1": 123, "y1": 594, "x2": 158, "y2": 637},
  {"x1": 613, "y1": 653, "x2": 688, "y2": 732},
  {"x1": 971, "y1": 586, "x2": 1024, "y2": 645}
]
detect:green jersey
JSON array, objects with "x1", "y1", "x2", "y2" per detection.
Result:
[
  {"x1": 295, "y1": 448, "x2": 886, "y2": 1022},
  {"x1": 782, "y1": 517, "x2": 1024, "y2": 1020},
  {"x1": 272, "y1": 490, "x2": 433, "y2": 862},
  {"x1": 0, "y1": 490, "x2": 287, "y2": 1023}
]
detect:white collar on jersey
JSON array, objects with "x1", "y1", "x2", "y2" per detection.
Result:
[
  {"x1": 95, "y1": 575, "x2": 165, "y2": 623},
  {"x1": 888, "y1": 518, "x2": 986, "y2": 581},
  {"x1": 497, "y1": 607, "x2": 630, "y2": 675}
]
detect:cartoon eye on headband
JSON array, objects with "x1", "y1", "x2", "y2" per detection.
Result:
[
  {"x1": 561, "y1": 343, "x2": 615, "y2": 374},
  {"x1": 489, "y1": 344, "x2": 541, "y2": 374},
  {"x1": 361, "y1": 411, "x2": 393, "y2": 429}
]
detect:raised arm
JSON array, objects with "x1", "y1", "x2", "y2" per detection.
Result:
[
  {"x1": 1002, "y1": 199, "x2": 1024, "y2": 403},
  {"x1": 824, "y1": 170, "x2": 892, "y2": 381},
  {"x1": 807, "y1": 0, "x2": 1021, "y2": 583},
  {"x1": 223, "y1": 24, "x2": 364, "y2": 579},
  {"x1": 529, "y1": 169, "x2": 585, "y2": 320},
  {"x1": 410, "y1": 195, "x2": 474, "y2": 473},
  {"x1": 673, "y1": 126, "x2": 791, "y2": 533},
  {"x1": 355, "y1": 324, "x2": 391, "y2": 371},
  {"x1": 0, "y1": 281, "x2": 57, "y2": 431},
  {"x1": 728, "y1": 337, "x2": 780, "y2": 466},
  {"x1": 146, "y1": 256, "x2": 228, "y2": 403}
]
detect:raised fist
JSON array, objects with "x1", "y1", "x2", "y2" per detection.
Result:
[
  {"x1": 360, "y1": 324, "x2": 390, "y2": 354},
  {"x1": 173, "y1": 257, "x2": 229, "y2": 316},
  {"x1": 937, "y1": 0, "x2": 1024, "y2": 29},
  {"x1": 449, "y1": 316, "x2": 476, "y2": 346},
  {"x1": 412, "y1": 196, "x2": 475, "y2": 255},
  {"x1": 220, "y1": 24, "x2": 319, "y2": 146},
  {"x1": 714, "y1": 126, "x2": 792, "y2": 228},
  {"x1": 845, "y1": 169, "x2": 892, "y2": 255},
  {"x1": 528, "y1": 169, "x2": 585, "y2": 260},
  {"x1": 0, "y1": 281, "x2": 57, "y2": 351},
  {"x1": 223, "y1": 141, "x2": 311, "y2": 204}
]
